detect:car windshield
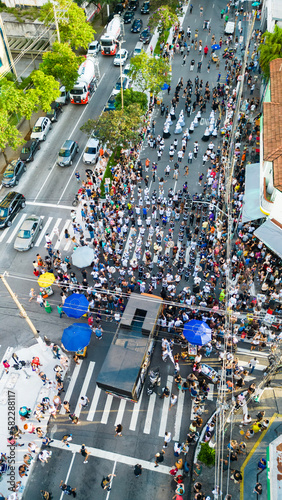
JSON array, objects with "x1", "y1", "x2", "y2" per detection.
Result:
[
  {"x1": 134, "y1": 49, "x2": 141, "y2": 54},
  {"x1": 17, "y1": 229, "x2": 31, "y2": 239},
  {"x1": 0, "y1": 208, "x2": 8, "y2": 217},
  {"x1": 33, "y1": 126, "x2": 42, "y2": 133},
  {"x1": 59, "y1": 149, "x2": 70, "y2": 157},
  {"x1": 21, "y1": 147, "x2": 30, "y2": 154},
  {"x1": 85, "y1": 147, "x2": 97, "y2": 154}
]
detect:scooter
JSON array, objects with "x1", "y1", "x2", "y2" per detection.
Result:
[{"x1": 147, "y1": 368, "x2": 161, "y2": 395}]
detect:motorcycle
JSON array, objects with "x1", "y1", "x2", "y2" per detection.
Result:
[{"x1": 147, "y1": 368, "x2": 161, "y2": 395}]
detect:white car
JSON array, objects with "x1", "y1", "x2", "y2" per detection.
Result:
[
  {"x1": 56, "y1": 86, "x2": 70, "y2": 105},
  {"x1": 87, "y1": 40, "x2": 101, "y2": 56},
  {"x1": 112, "y1": 76, "x2": 130, "y2": 95},
  {"x1": 31, "y1": 117, "x2": 52, "y2": 141},
  {"x1": 83, "y1": 137, "x2": 100, "y2": 164},
  {"x1": 113, "y1": 49, "x2": 129, "y2": 66}
]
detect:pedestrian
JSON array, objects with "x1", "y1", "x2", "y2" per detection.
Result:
[
  {"x1": 163, "y1": 431, "x2": 172, "y2": 448},
  {"x1": 59, "y1": 481, "x2": 76, "y2": 497},
  {"x1": 63, "y1": 401, "x2": 70, "y2": 414},
  {"x1": 197, "y1": 61, "x2": 202, "y2": 73},
  {"x1": 29, "y1": 288, "x2": 36, "y2": 302},
  {"x1": 57, "y1": 305, "x2": 64, "y2": 318},
  {"x1": 80, "y1": 444, "x2": 91, "y2": 464},
  {"x1": 182, "y1": 54, "x2": 186, "y2": 66},
  {"x1": 217, "y1": 73, "x2": 221, "y2": 82},
  {"x1": 134, "y1": 464, "x2": 142, "y2": 477},
  {"x1": 79, "y1": 396, "x2": 89, "y2": 409},
  {"x1": 62, "y1": 434, "x2": 72, "y2": 447},
  {"x1": 169, "y1": 394, "x2": 178, "y2": 410},
  {"x1": 74, "y1": 171, "x2": 80, "y2": 182},
  {"x1": 154, "y1": 450, "x2": 165, "y2": 467},
  {"x1": 43, "y1": 299, "x2": 52, "y2": 313},
  {"x1": 101, "y1": 474, "x2": 116, "y2": 491},
  {"x1": 253, "y1": 482, "x2": 262, "y2": 495},
  {"x1": 95, "y1": 326, "x2": 103, "y2": 340},
  {"x1": 115, "y1": 424, "x2": 123, "y2": 436},
  {"x1": 249, "y1": 357, "x2": 257, "y2": 374},
  {"x1": 167, "y1": 85, "x2": 171, "y2": 94},
  {"x1": 37, "y1": 294, "x2": 44, "y2": 307}
]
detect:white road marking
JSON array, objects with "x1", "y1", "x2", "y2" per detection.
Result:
[
  {"x1": 207, "y1": 383, "x2": 214, "y2": 400},
  {"x1": 173, "y1": 389, "x2": 185, "y2": 441},
  {"x1": 55, "y1": 220, "x2": 71, "y2": 250},
  {"x1": 27, "y1": 201, "x2": 73, "y2": 210},
  {"x1": 158, "y1": 375, "x2": 173, "y2": 437},
  {"x1": 101, "y1": 394, "x2": 113, "y2": 424},
  {"x1": 59, "y1": 452, "x2": 76, "y2": 500},
  {"x1": 59, "y1": 362, "x2": 83, "y2": 414},
  {"x1": 6, "y1": 214, "x2": 27, "y2": 244},
  {"x1": 129, "y1": 389, "x2": 144, "y2": 431},
  {"x1": 87, "y1": 386, "x2": 101, "y2": 421},
  {"x1": 106, "y1": 461, "x2": 117, "y2": 500},
  {"x1": 74, "y1": 362, "x2": 95, "y2": 418},
  {"x1": 0, "y1": 226, "x2": 10, "y2": 243},
  {"x1": 49, "y1": 218, "x2": 62, "y2": 246},
  {"x1": 50, "y1": 439, "x2": 171, "y2": 474},
  {"x1": 143, "y1": 392, "x2": 156, "y2": 434},
  {"x1": 57, "y1": 149, "x2": 84, "y2": 205},
  {"x1": 114, "y1": 398, "x2": 127, "y2": 427},
  {"x1": 35, "y1": 217, "x2": 52, "y2": 247}
]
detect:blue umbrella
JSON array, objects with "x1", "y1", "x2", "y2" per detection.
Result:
[
  {"x1": 63, "y1": 293, "x2": 89, "y2": 319},
  {"x1": 211, "y1": 44, "x2": 221, "y2": 51},
  {"x1": 162, "y1": 83, "x2": 169, "y2": 90},
  {"x1": 62, "y1": 323, "x2": 92, "y2": 351},
  {"x1": 183, "y1": 320, "x2": 212, "y2": 346}
]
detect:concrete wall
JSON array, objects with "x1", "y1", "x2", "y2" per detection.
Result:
[{"x1": 1, "y1": 12, "x2": 52, "y2": 39}]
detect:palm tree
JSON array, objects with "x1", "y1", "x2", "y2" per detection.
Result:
[{"x1": 258, "y1": 24, "x2": 282, "y2": 79}]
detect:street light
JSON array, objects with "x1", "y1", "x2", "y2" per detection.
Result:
[{"x1": 115, "y1": 38, "x2": 125, "y2": 110}]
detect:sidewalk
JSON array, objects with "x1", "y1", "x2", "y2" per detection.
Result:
[{"x1": 0, "y1": 340, "x2": 70, "y2": 499}]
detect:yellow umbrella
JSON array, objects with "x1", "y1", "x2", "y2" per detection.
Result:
[{"x1": 37, "y1": 272, "x2": 56, "y2": 288}]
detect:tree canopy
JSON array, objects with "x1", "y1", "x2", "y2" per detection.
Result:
[
  {"x1": 148, "y1": 5, "x2": 178, "y2": 35},
  {"x1": 258, "y1": 25, "x2": 282, "y2": 79},
  {"x1": 114, "y1": 88, "x2": 148, "y2": 112},
  {"x1": 80, "y1": 105, "x2": 143, "y2": 150},
  {"x1": 40, "y1": 0, "x2": 94, "y2": 49},
  {"x1": 129, "y1": 52, "x2": 171, "y2": 95},
  {"x1": 25, "y1": 70, "x2": 60, "y2": 115},
  {"x1": 40, "y1": 42, "x2": 83, "y2": 91}
]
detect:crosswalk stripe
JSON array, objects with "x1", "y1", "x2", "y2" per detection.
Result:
[
  {"x1": 55, "y1": 220, "x2": 71, "y2": 250},
  {"x1": 101, "y1": 394, "x2": 113, "y2": 424},
  {"x1": 59, "y1": 361, "x2": 83, "y2": 414},
  {"x1": 143, "y1": 392, "x2": 156, "y2": 434},
  {"x1": 129, "y1": 388, "x2": 144, "y2": 431},
  {"x1": 207, "y1": 383, "x2": 214, "y2": 401},
  {"x1": 114, "y1": 399, "x2": 126, "y2": 426},
  {"x1": 158, "y1": 376, "x2": 173, "y2": 437},
  {"x1": 173, "y1": 389, "x2": 185, "y2": 442},
  {"x1": 35, "y1": 217, "x2": 52, "y2": 247},
  {"x1": 87, "y1": 386, "x2": 101, "y2": 422},
  {"x1": 237, "y1": 360, "x2": 266, "y2": 371},
  {"x1": 74, "y1": 361, "x2": 95, "y2": 418},
  {"x1": 6, "y1": 214, "x2": 27, "y2": 244},
  {"x1": 0, "y1": 225, "x2": 10, "y2": 243},
  {"x1": 236, "y1": 348, "x2": 268, "y2": 359}
]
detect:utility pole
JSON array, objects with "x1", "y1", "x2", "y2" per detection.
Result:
[{"x1": 52, "y1": 1, "x2": 61, "y2": 43}]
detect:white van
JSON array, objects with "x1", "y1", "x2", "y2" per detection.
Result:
[{"x1": 133, "y1": 41, "x2": 143, "y2": 57}]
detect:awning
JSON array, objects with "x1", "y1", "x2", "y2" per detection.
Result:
[
  {"x1": 254, "y1": 218, "x2": 282, "y2": 259},
  {"x1": 242, "y1": 163, "x2": 263, "y2": 223}
]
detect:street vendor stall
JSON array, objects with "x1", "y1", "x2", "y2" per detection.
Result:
[{"x1": 201, "y1": 363, "x2": 220, "y2": 384}]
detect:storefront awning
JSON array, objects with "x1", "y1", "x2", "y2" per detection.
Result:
[
  {"x1": 242, "y1": 163, "x2": 263, "y2": 223},
  {"x1": 254, "y1": 218, "x2": 282, "y2": 259}
]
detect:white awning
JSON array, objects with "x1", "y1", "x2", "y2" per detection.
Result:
[
  {"x1": 254, "y1": 218, "x2": 282, "y2": 259},
  {"x1": 242, "y1": 163, "x2": 263, "y2": 223}
]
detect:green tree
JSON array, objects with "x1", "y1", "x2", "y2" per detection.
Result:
[
  {"x1": 114, "y1": 88, "x2": 148, "y2": 112},
  {"x1": 258, "y1": 25, "x2": 282, "y2": 79},
  {"x1": 148, "y1": 6, "x2": 178, "y2": 35},
  {"x1": 129, "y1": 52, "x2": 171, "y2": 95},
  {"x1": 40, "y1": 42, "x2": 83, "y2": 91},
  {"x1": 40, "y1": 0, "x2": 94, "y2": 50},
  {"x1": 0, "y1": 110, "x2": 23, "y2": 162},
  {"x1": 25, "y1": 70, "x2": 60, "y2": 115},
  {"x1": 81, "y1": 105, "x2": 143, "y2": 150}
]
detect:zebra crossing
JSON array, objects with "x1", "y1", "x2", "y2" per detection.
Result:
[{"x1": 61, "y1": 361, "x2": 216, "y2": 440}]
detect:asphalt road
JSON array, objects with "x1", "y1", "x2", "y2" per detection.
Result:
[{"x1": 0, "y1": 0, "x2": 261, "y2": 498}]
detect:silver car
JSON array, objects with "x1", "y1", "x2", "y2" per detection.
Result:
[{"x1": 14, "y1": 214, "x2": 43, "y2": 251}]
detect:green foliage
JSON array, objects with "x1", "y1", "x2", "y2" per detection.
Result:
[
  {"x1": 0, "y1": 109, "x2": 23, "y2": 152},
  {"x1": 129, "y1": 52, "x2": 171, "y2": 94},
  {"x1": 154, "y1": 28, "x2": 170, "y2": 55},
  {"x1": 25, "y1": 70, "x2": 60, "y2": 115},
  {"x1": 40, "y1": 0, "x2": 95, "y2": 49},
  {"x1": 40, "y1": 42, "x2": 83, "y2": 91},
  {"x1": 258, "y1": 25, "x2": 282, "y2": 79},
  {"x1": 198, "y1": 442, "x2": 215, "y2": 467},
  {"x1": 114, "y1": 88, "x2": 148, "y2": 112},
  {"x1": 81, "y1": 105, "x2": 143, "y2": 151},
  {"x1": 148, "y1": 6, "x2": 178, "y2": 35}
]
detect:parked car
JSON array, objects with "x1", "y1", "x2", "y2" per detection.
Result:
[
  {"x1": 56, "y1": 86, "x2": 70, "y2": 105},
  {"x1": 31, "y1": 117, "x2": 52, "y2": 142},
  {"x1": 113, "y1": 49, "x2": 129, "y2": 66},
  {"x1": 139, "y1": 26, "x2": 151, "y2": 43},
  {"x1": 128, "y1": 0, "x2": 139, "y2": 10},
  {"x1": 123, "y1": 63, "x2": 131, "y2": 77},
  {"x1": 114, "y1": 76, "x2": 130, "y2": 92},
  {"x1": 140, "y1": 1, "x2": 150, "y2": 13},
  {"x1": 2, "y1": 159, "x2": 26, "y2": 188},
  {"x1": 46, "y1": 102, "x2": 63, "y2": 123},
  {"x1": 83, "y1": 137, "x2": 100, "y2": 165},
  {"x1": 57, "y1": 140, "x2": 79, "y2": 167},
  {"x1": 104, "y1": 94, "x2": 117, "y2": 112},
  {"x1": 20, "y1": 139, "x2": 40, "y2": 163},
  {"x1": 14, "y1": 214, "x2": 43, "y2": 251},
  {"x1": 87, "y1": 40, "x2": 101, "y2": 56},
  {"x1": 114, "y1": 3, "x2": 124, "y2": 14},
  {"x1": 123, "y1": 9, "x2": 135, "y2": 23},
  {"x1": 133, "y1": 41, "x2": 143, "y2": 56},
  {"x1": 131, "y1": 18, "x2": 143, "y2": 32},
  {"x1": 0, "y1": 191, "x2": 26, "y2": 229}
]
